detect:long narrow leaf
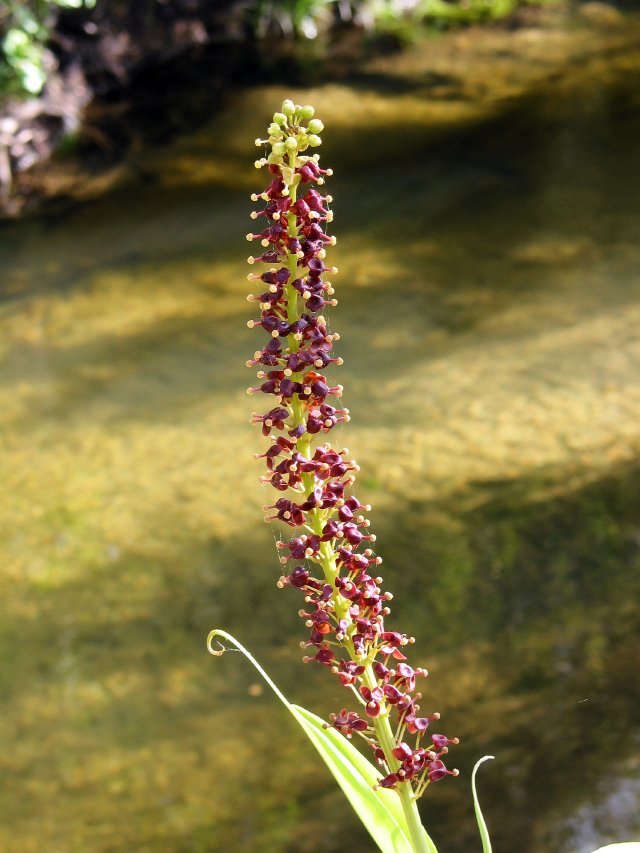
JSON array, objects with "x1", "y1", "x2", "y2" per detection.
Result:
[
  {"x1": 471, "y1": 755, "x2": 494, "y2": 853},
  {"x1": 291, "y1": 704, "x2": 415, "y2": 853},
  {"x1": 207, "y1": 629, "x2": 426, "y2": 853}
]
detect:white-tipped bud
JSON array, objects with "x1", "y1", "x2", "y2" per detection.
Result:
[
  {"x1": 300, "y1": 104, "x2": 315, "y2": 119},
  {"x1": 308, "y1": 135, "x2": 322, "y2": 147},
  {"x1": 285, "y1": 136, "x2": 298, "y2": 151},
  {"x1": 308, "y1": 118, "x2": 324, "y2": 133},
  {"x1": 273, "y1": 112, "x2": 287, "y2": 125},
  {"x1": 282, "y1": 99, "x2": 295, "y2": 116},
  {"x1": 271, "y1": 141, "x2": 286, "y2": 157}
]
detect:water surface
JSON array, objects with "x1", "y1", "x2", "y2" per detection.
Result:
[{"x1": 2, "y1": 13, "x2": 640, "y2": 852}]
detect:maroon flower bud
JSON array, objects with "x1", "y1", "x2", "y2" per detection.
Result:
[{"x1": 392, "y1": 742, "x2": 413, "y2": 762}]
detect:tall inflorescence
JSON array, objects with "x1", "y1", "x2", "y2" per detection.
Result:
[{"x1": 246, "y1": 100, "x2": 458, "y2": 797}]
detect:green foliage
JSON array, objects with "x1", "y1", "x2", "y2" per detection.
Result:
[
  {"x1": 291, "y1": 704, "x2": 432, "y2": 853},
  {"x1": 207, "y1": 629, "x2": 437, "y2": 853},
  {"x1": 472, "y1": 756, "x2": 494, "y2": 853},
  {"x1": 255, "y1": 0, "x2": 561, "y2": 42},
  {"x1": 254, "y1": 0, "x2": 333, "y2": 37},
  {"x1": 0, "y1": 0, "x2": 95, "y2": 97}
]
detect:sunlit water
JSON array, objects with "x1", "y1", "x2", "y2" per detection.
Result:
[{"x1": 1, "y1": 13, "x2": 640, "y2": 852}]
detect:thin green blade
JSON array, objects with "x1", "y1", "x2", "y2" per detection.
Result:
[{"x1": 471, "y1": 755, "x2": 494, "y2": 853}]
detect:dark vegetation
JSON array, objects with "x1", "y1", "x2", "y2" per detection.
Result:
[{"x1": 0, "y1": 0, "x2": 569, "y2": 215}]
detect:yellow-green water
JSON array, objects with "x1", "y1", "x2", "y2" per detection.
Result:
[{"x1": 2, "y1": 13, "x2": 640, "y2": 852}]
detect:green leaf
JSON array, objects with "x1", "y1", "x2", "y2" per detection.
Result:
[
  {"x1": 290, "y1": 704, "x2": 416, "y2": 853},
  {"x1": 471, "y1": 755, "x2": 494, "y2": 853},
  {"x1": 207, "y1": 629, "x2": 436, "y2": 853}
]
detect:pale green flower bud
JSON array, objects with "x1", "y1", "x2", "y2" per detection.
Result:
[
  {"x1": 281, "y1": 166, "x2": 295, "y2": 185},
  {"x1": 299, "y1": 104, "x2": 315, "y2": 119},
  {"x1": 307, "y1": 135, "x2": 322, "y2": 147},
  {"x1": 285, "y1": 136, "x2": 298, "y2": 151},
  {"x1": 268, "y1": 123, "x2": 282, "y2": 136},
  {"x1": 282, "y1": 100, "x2": 295, "y2": 116},
  {"x1": 308, "y1": 118, "x2": 324, "y2": 134},
  {"x1": 273, "y1": 112, "x2": 287, "y2": 125},
  {"x1": 271, "y1": 142, "x2": 286, "y2": 157}
]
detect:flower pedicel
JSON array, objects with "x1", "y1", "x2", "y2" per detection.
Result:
[{"x1": 246, "y1": 100, "x2": 458, "y2": 801}]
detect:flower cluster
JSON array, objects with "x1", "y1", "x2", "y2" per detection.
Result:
[{"x1": 246, "y1": 100, "x2": 458, "y2": 796}]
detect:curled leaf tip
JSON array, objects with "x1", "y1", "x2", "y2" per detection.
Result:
[{"x1": 206, "y1": 629, "x2": 227, "y2": 656}]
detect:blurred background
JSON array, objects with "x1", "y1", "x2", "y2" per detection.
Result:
[{"x1": 1, "y1": 1, "x2": 640, "y2": 851}]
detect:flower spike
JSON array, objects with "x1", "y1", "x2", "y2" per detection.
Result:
[{"x1": 246, "y1": 101, "x2": 457, "y2": 800}]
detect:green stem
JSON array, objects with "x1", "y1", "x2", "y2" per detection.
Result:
[{"x1": 363, "y1": 666, "x2": 432, "y2": 853}]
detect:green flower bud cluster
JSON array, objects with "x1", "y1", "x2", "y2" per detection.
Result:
[{"x1": 254, "y1": 100, "x2": 325, "y2": 172}]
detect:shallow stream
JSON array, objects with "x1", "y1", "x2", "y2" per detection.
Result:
[{"x1": 1, "y1": 10, "x2": 640, "y2": 852}]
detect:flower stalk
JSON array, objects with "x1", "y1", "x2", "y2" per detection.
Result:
[{"x1": 245, "y1": 99, "x2": 458, "y2": 850}]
